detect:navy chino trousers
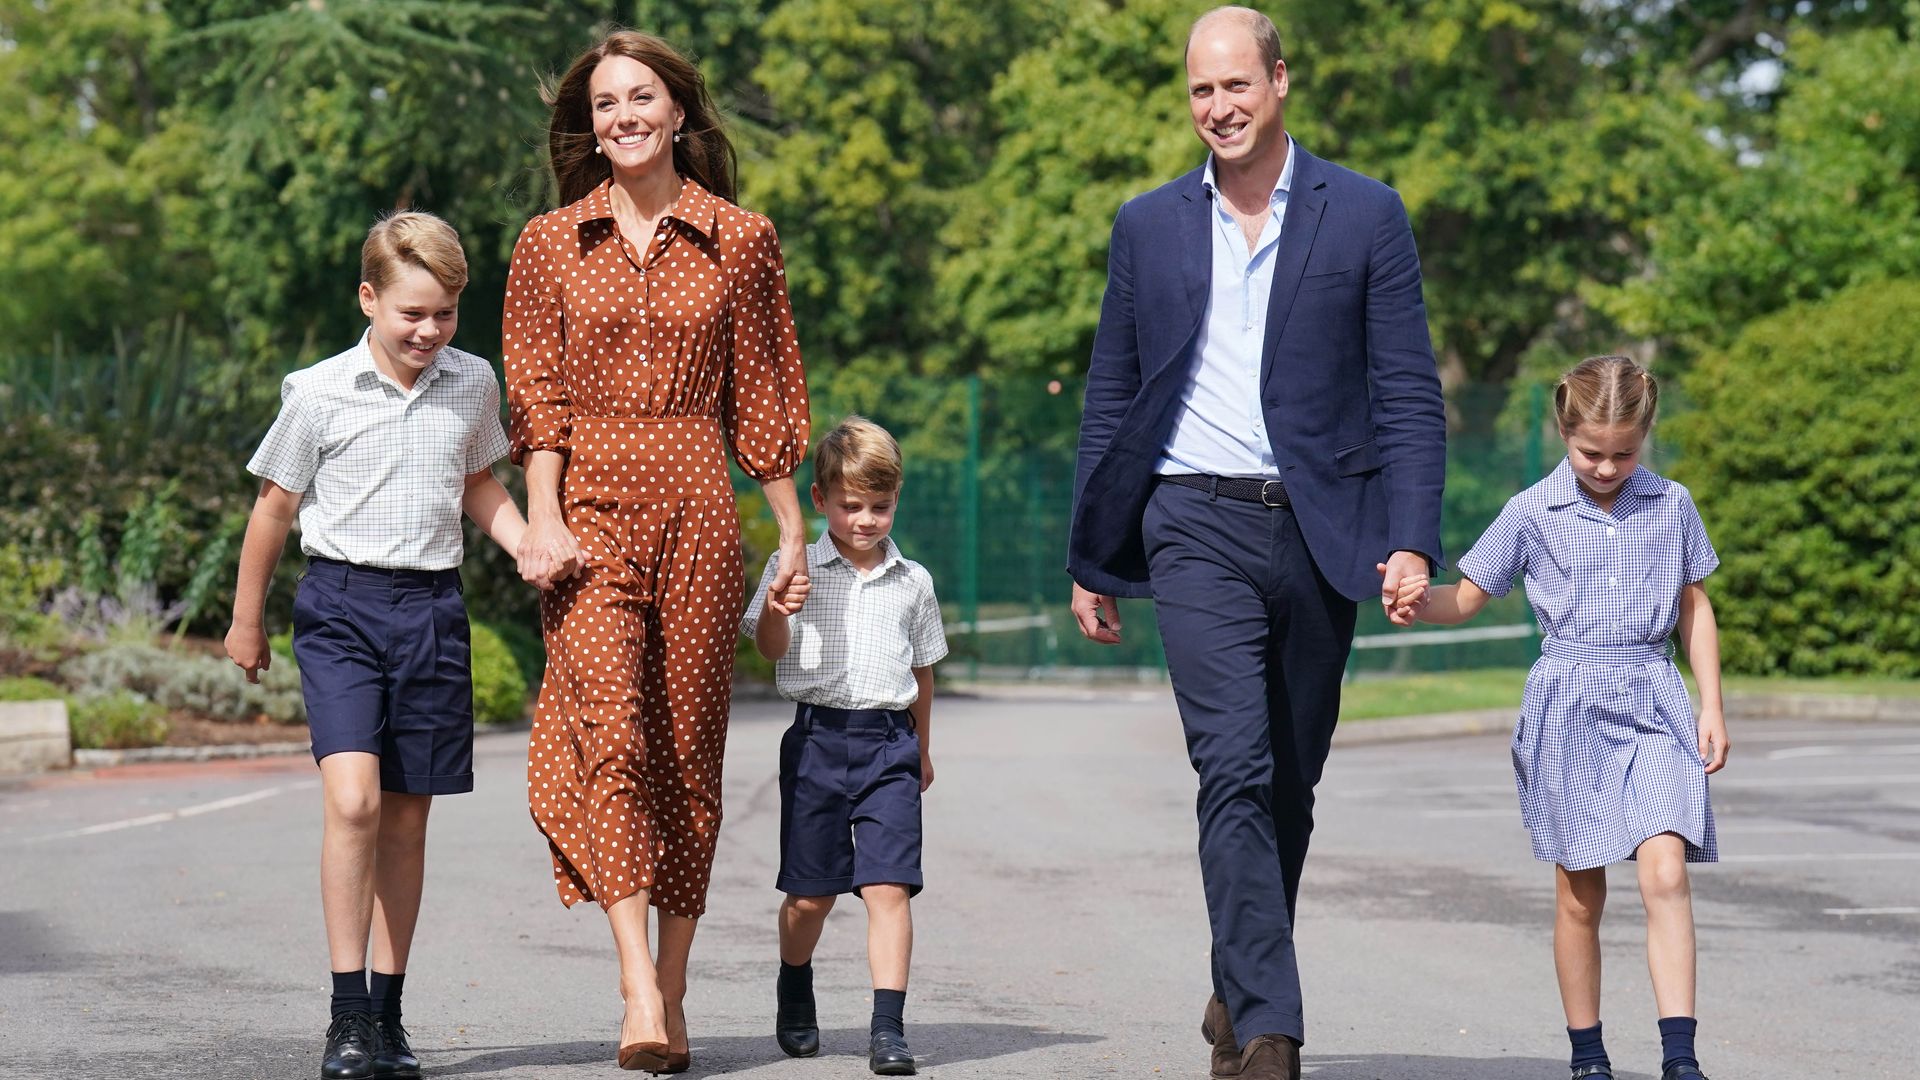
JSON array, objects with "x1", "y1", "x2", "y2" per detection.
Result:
[{"x1": 1142, "y1": 480, "x2": 1358, "y2": 1047}]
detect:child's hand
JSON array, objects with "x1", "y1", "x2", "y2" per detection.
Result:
[
  {"x1": 767, "y1": 544, "x2": 810, "y2": 615},
  {"x1": 918, "y1": 746, "x2": 934, "y2": 793},
  {"x1": 770, "y1": 570, "x2": 810, "y2": 615},
  {"x1": 1697, "y1": 704, "x2": 1731, "y2": 774},
  {"x1": 225, "y1": 624, "x2": 271, "y2": 684}
]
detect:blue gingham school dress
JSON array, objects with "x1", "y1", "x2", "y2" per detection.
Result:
[{"x1": 1456, "y1": 460, "x2": 1720, "y2": 870}]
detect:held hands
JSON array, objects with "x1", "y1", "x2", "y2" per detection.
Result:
[
  {"x1": 765, "y1": 539, "x2": 810, "y2": 616},
  {"x1": 1697, "y1": 704, "x2": 1731, "y2": 774},
  {"x1": 1377, "y1": 553, "x2": 1432, "y2": 627},
  {"x1": 1070, "y1": 581, "x2": 1122, "y2": 644},
  {"x1": 517, "y1": 516, "x2": 584, "y2": 591},
  {"x1": 224, "y1": 624, "x2": 271, "y2": 684}
]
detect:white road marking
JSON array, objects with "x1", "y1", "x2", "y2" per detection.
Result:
[
  {"x1": 1823, "y1": 906, "x2": 1920, "y2": 916},
  {"x1": 1720, "y1": 851, "x2": 1920, "y2": 864},
  {"x1": 1766, "y1": 744, "x2": 1920, "y2": 760},
  {"x1": 17, "y1": 781, "x2": 317, "y2": 844}
]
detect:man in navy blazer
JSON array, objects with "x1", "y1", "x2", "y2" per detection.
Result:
[{"x1": 1067, "y1": 8, "x2": 1445, "y2": 1079}]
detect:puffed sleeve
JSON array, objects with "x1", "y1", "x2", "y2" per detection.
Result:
[
  {"x1": 502, "y1": 217, "x2": 570, "y2": 465},
  {"x1": 723, "y1": 217, "x2": 809, "y2": 481},
  {"x1": 1456, "y1": 497, "x2": 1530, "y2": 599}
]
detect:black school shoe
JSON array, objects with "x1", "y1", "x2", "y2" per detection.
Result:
[
  {"x1": 1662, "y1": 1066, "x2": 1709, "y2": 1080},
  {"x1": 1569, "y1": 1066, "x2": 1613, "y2": 1079},
  {"x1": 372, "y1": 1016, "x2": 421, "y2": 1079},
  {"x1": 774, "y1": 999, "x2": 820, "y2": 1058},
  {"x1": 869, "y1": 1029, "x2": 916, "y2": 1076},
  {"x1": 322, "y1": 1011, "x2": 383, "y2": 1080}
]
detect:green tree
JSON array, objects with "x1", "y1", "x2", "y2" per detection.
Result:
[
  {"x1": 1599, "y1": 14, "x2": 1920, "y2": 357},
  {"x1": 1669, "y1": 279, "x2": 1920, "y2": 676}
]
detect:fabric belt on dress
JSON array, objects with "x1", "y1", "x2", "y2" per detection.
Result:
[
  {"x1": 1157, "y1": 473, "x2": 1291, "y2": 507},
  {"x1": 1540, "y1": 637, "x2": 1671, "y2": 665}
]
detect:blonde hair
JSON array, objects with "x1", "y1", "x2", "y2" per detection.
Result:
[
  {"x1": 813, "y1": 416, "x2": 902, "y2": 495},
  {"x1": 361, "y1": 211, "x2": 468, "y2": 294},
  {"x1": 1189, "y1": 6, "x2": 1285, "y2": 72},
  {"x1": 1554, "y1": 354, "x2": 1659, "y2": 435}
]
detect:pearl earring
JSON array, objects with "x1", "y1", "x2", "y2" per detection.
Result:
[
  {"x1": 594, "y1": 143, "x2": 603, "y2": 155},
  {"x1": 673, "y1": 132, "x2": 682, "y2": 143}
]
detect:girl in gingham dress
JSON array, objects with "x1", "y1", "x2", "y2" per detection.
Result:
[{"x1": 1388, "y1": 356, "x2": 1729, "y2": 1080}]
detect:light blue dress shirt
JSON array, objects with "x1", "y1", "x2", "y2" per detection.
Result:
[{"x1": 1155, "y1": 137, "x2": 1296, "y2": 478}]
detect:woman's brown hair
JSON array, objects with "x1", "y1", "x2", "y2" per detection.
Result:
[
  {"x1": 1554, "y1": 354, "x2": 1660, "y2": 435},
  {"x1": 543, "y1": 30, "x2": 737, "y2": 206}
]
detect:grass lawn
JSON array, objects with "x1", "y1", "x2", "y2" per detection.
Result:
[
  {"x1": 1340, "y1": 668, "x2": 1920, "y2": 721},
  {"x1": 1339, "y1": 669, "x2": 1526, "y2": 721}
]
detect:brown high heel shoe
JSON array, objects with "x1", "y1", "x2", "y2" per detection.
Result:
[
  {"x1": 658, "y1": 1050, "x2": 690, "y2": 1074},
  {"x1": 618, "y1": 1040, "x2": 671, "y2": 1072}
]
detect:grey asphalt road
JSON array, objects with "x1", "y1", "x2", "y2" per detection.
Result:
[{"x1": 2, "y1": 692, "x2": 1915, "y2": 1079}]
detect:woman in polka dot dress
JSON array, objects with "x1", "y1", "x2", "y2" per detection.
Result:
[{"x1": 503, "y1": 31, "x2": 810, "y2": 1074}]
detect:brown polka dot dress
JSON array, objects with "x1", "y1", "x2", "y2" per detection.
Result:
[{"x1": 503, "y1": 177, "x2": 808, "y2": 917}]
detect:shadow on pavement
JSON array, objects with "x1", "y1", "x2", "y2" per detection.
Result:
[
  {"x1": 429, "y1": 1023, "x2": 1105, "y2": 1075},
  {"x1": 1306, "y1": 1055, "x2": 1645, "y2": 1079}
]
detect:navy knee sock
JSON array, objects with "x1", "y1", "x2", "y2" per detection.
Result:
[
  {"x1": 778, "y1": 961, "x2": 814, "y2": 1006},
  {"x1": 871, "y1": 988, "x2": 906, "y2": 1039},
  {"x1": 330, "y1": 969, "x2": 370, "y2": 1018},
  {"x1": 1568, "y1": 1022, "x2": 1609, "y2": 1071},
  {"x1": 369, "y1": 970, "x2": 405, "y2": 1023},
  {"x1": 1658, "y1": 1016, "x2": 1698, "y2": 1073}
]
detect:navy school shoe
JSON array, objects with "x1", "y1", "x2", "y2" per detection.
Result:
[
  {"x1": 322, "y1": 1011, "x2": 383, "y2": 1080},
  {"x1": 372, "y1": 1015, "x2": 421, "y2": 1079},
  {"x1": 868, "y1": 1028, "x2": 916, "y2": 1076}
]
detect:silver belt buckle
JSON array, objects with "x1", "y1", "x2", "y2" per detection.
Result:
[{"x1": 1260, "y1": 480, "x2": 1287, "y2": 507}]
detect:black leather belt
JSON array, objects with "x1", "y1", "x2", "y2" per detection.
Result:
[{"x1": 1158, "y1": 473, "x2": 1291, "y2": 507}]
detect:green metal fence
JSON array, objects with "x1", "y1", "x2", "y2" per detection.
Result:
[{"x1": 748, "y1": 376, "x2": 1558, "y2": 680}]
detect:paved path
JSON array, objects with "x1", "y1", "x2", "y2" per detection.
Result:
[{"x1": 2, "y1": 693, "x2": 1915, "y2": 1078}]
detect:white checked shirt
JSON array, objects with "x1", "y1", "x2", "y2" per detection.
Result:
[
  {"x1": 247, "y1": 331, "x2": 512, "y2": 570},
  {"x1": 741, "y1": 532, "x2": 949, "y2": 710}
]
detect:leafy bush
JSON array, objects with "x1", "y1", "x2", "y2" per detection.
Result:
[
  {"x1": 69, "y1": 691, "x2": 170, "y2": 750},
  {"x1": 0, "y1": 676, "x2": 65, "y2": 702},
  {"x1": 1669, "y1": 279, "x2": 1920, "y2": 675},
  {"x1": 471, "y1": 621, "x2": 530, "y2": 726},
  {"x1": 61, "y1": 643, "x2": 305, "y2": 724},
  {"x1": 0, "y1": 546, "x2": 65, "y2": 649}
]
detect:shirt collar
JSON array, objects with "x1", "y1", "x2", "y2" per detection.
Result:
[
  {"x1": 1201, "y1": 133, "x2": 1295, "y2": 209},
  {"x1": 563, "y1": 175, "x2": 723, "y2": 241},
  {"x1": 1543, "y1": 458, "x2": 1666, "y2": 511},
  {"x1": 350, "y1": 328, "x2": 443, "y2": 395},
  {"x1": 809, "y1": 530, "x2": 903, "y2": 577}
]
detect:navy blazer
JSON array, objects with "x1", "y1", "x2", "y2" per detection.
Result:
[{"x1": 1068, "y1": 145, "x2": 1446, "y2": 603}]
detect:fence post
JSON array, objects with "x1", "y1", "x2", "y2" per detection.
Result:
[{"x1": 962, "y1": 374, "x2": 981, "y2": 680}]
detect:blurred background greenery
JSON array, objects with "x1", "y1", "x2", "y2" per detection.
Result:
[{"x1": 2, "y1": 0, "x2": 1915, "y2": 745}]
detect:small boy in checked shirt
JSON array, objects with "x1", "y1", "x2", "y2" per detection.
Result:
[{"x1": 743, "y1": 416, "x2": 948, "y2": 1077}]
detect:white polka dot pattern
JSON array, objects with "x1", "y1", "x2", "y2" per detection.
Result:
[{"x1": 503, "y1": 177, "x2": 810, "y2": 916}]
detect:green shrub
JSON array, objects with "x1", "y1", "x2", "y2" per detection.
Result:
[
  {"x1": 471, "y1": 622, "x2": 530, "y2": 726},
  {"x1": 0, "y1": 675, "x2": 65, "y2": 702},
  {"x1": 0, "y1": 545, "x2": 65, "y2": 649},
  {"x1": 69, "y1": 691, "x2": 170, "y2": 749},
  {"x1": 61, "y1": 642, "x2": 305, "y2": 724},
  {"x1": 1669, "y1": 279, "x2": 1920, "y2": 676}
]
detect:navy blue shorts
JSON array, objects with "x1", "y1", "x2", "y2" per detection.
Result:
[
  {"x1": 777, "y1": 704, "x2": 924, "y2": 897},
  {"x1": 292, "y1": 558, "x2": 475, "y2": 796}
]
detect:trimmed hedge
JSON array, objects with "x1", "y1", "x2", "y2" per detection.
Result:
[{"x1": 1668, "y1": 279, "x2": 1920, "y2": 675}]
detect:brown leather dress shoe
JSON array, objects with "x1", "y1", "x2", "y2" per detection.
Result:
[
  {"x1": 1202, "y1": 994, "x2": 1242, "y2": 1079},
  {"x1": 1237, "y1": 1034, "x2": 1301, "y2": 1080}
]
